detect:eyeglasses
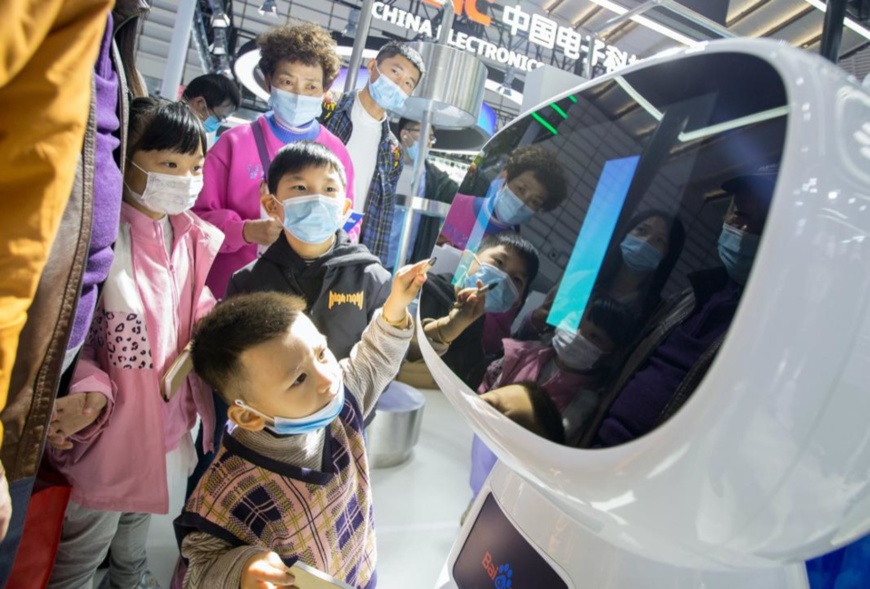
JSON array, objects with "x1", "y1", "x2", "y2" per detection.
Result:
[
  {"x1": 207, "y1": 106, "x2": 229, "y2": 124},
  {"x1": 406, "y1": 127, "x2": 436, "y2": 145}
]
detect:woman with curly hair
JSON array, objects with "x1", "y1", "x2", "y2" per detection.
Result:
[
  {"x1": 193, "y1": 23, "x2": 356, "y2": 297},
  {"x1": 439, "y1": 144, "x2": 568, "y2": 251}
]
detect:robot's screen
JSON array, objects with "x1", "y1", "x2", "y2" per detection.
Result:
[
  {"x1": 453, "y1": 494, "x2": 569, "y2": 589},
  {"x1": 421, "y1": 51, "x2": 788, "y2": 448}
]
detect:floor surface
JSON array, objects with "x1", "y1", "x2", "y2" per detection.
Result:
[{"x1": 117, "y1": 387, "x2": 474, "y2": 589}]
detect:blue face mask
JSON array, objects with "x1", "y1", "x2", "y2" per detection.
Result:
[
  {"x1": 620, "y1": 234, "x2": 664, "y2": 274},
  {"x1": 464, "y1": 261, "x2": 520, "y2": 314},
  {"x1": 269, "y1": 87, "x2": 323, "y2": 128},
  {"x1": 717, "y1": 223, "x2": 760, "y2": 285},
  {"x1": 405, "y1": 140, "x2": 420, "y2": 165},
  {"x1": 484, "y1": 177, "x2": 504, "y2": 201},
  {"x1": 235, "y1": 385, "x2": 345, "y2": 436},
  {"x1": 279, "y1": 194, "x2": 345, "y2": 244},
  {"x1": 492, "y1": 182, "x2": 535, "y2": 225},
  {"x1": 203, "y1": 114, "x2": 221, "y2": 133},
  {"x1": 369, "y1": 66, "x2": 409, "y2": 112}
]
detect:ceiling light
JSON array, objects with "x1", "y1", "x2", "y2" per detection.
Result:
[
  {"x1": 803, "y1": 0, "x2": 870, "y2": 42},
  {"x1": 588, "y1": 0, "x2": 702, "y2": 46},
  {"x1": 343, "y1": 9, "x2": 359, "y2": 37},
  {"x1": 211, "y1": 28, "x2": 227, "y2": 56},
  {"x1": 258, "y1": 0, "x2": 277, "y2": 17},
  {"x1": 211, "y1": 6, "x2": 231, "y2": 29}
]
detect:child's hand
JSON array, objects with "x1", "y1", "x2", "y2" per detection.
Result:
[
  {"x1": 450, "y1": 283, "x2": 487, "y2": 327},
  {"x1": 383, "y1": 258, "x2": 433, "y2": 325},
  {"x1": 241, "y1": 551, "x2": 297, "y2": 589},
  {"x1": 47, "y1": 392, "x2": 108, "y2": 450},
  {"x1": 243, "y1": 218, "x2": 283, "y2": 246}
]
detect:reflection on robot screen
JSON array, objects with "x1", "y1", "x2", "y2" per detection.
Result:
[
  {"x1": 421, "y1": 50, "x2": 786, "y2": 449},
  {"x1": 430, "y1": 41, "x2": 870, "y2": 587}
]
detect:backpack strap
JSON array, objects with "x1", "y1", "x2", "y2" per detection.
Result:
[{"x1": 251, "y1": 120, "x2": 271, "y2": 183}]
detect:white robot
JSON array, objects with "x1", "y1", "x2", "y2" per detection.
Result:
[{"x1": 419, "y1": 38, "x2": 870, "y2": 588}]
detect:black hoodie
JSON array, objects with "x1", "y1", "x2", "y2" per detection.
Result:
[
  {"x1": 419, "y1": 272, "x2": 487, "y2": 389},
  {"x1": 227, "y1": 231, "x2": 391, "y2": 360}
]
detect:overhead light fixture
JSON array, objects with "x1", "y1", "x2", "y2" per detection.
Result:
[
  {"x1": 588, "y1": 0, "x2": 702, "y2": 46},
  {"x1": 343, "y1": 9, "x2": 360, "y2": 37},
  {"x1": 211, "y1": 6, "x2": 231, "y2": 29},
  {"x1": 211, "y1": 28, "x2": 227, "y2": 56},
  {"x1": 803, "y1": 0, "x2": 870, "y2": 42},
  {"x1": 258, "y1": 0, "x2": 277, "y2": 17}
]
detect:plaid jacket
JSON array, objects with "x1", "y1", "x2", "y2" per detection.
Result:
[
  {"x1": 321, "y1": 91, "x2": 403, "y2": 264},
  {"x1": 177, "y1": 392, "x2": 377, "y2": 589}
]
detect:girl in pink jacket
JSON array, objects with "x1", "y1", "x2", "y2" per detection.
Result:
[{"x1": 48, "y1": 98, "x2": 223, "y2": 589}]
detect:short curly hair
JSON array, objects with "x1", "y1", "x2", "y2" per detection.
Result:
[
  {"x1": 504, "y1": 144, "x2": 568, "y2": 211},
  {"x1": 257, "y1": 23, "x2": 341, "y2": 89}
]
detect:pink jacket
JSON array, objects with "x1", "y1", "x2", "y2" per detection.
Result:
[
  {"x1": 193, "y1": 116, "x2": 356, "y2": 296},
  {"x1": 479, "y1": 338, "x2": 603, "y2": 412},
  {"x1": 50, "y1": 204, "x2": 223, "y2": 514}
]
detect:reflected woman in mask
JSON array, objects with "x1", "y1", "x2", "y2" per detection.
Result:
[
  {"x1": 438, "y1": 145, "x2": 568, "y2": 251},
  {"x1": 519, "y1": 210, "x2": 685, "y2": 341}
]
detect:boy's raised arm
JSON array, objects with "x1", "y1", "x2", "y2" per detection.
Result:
[{"x1": 342, "y1": 260, "x2": 431, "y2": 416}]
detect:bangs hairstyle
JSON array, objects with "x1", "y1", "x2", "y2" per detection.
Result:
[
  {"x1": 182, "y1": 73, "x2": 242, "y2": 109},
  {"x1": 478, "y1": 231, "x2": 540, "y2": 298},
  {"x1": 504, "y1": 145, "x2": 568, "y2": 211},
  {"x1": 127, "y1": 96, "x2": 207, "y2": 159},
  {"x1": 267, "y1": 140, "x2": 348, "y2": 195},
  {"x1": 191, "y1": 292, "x2": 308, "y2": 403},
  {"x1": 376, "y1": 41, "x2": 426, "y2": 80},
  {"x1": 586, "y1": 296, "x2": 638, "y2": 349},
  {"x1": 257, "y1": 23, "x2": 341, "y2": 88}
]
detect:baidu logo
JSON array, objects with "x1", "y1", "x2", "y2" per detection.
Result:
[
  {"x1": 482, "y1": 551, "x2": 513, "y2": 588},
  {"x1": 495, "y1": 563, "x2": 513, "y2": 589}
]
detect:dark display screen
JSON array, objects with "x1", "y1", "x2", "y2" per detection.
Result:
[{"x1": 453, "y1": 494, "x2": 569, "y2": 589}]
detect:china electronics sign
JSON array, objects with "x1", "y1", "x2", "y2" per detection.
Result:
[{"x1": 374, "y1": 1, "x2": 637, "y2": 73}]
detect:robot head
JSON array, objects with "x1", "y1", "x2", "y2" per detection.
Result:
[{"x1": 422, "y1": 39, "x2": 870, "y2": 569}]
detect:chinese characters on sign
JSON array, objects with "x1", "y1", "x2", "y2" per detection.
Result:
[
  {"x1": 502, "y1": 4, "x2": 638, "y2": 72},
  {"x1": 371, "y1": 2, "x2": 637, "y2": 75}
]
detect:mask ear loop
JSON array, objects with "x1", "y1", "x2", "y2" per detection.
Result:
[{"x1": 234, "y1": 399, "x2": 274, "y2": 424}]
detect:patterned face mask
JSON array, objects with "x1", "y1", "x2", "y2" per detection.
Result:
[
  {"x1": 552, "y1": 328, "x2": 604, "y2": 371},
  {"x1": 124, "y1": 159, "x2": 203, "y2": 216}
]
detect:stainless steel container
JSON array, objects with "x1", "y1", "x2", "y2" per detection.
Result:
[
  {"x1": 367, "y1": 381, "x2": 427, "y2": 468},
  {"x1": 396, "y1": 42, "x2": 488, "y2": 129}
]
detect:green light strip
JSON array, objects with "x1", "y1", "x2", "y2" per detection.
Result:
[
  {"x1": 568, "y1": 95, "x2": 578, "y2": 103},
  {"x1": 531, "y1": 112, "x2": 558, "y2": 135},
  {"x1": 550, "y1": 103, "x2": 568, "y2": 119}
]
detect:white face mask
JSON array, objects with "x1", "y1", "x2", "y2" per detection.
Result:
[
  {"x1": 125, "y1": 160, "x2": 203, "y2": 215},
  {"x1": 552, "y1": 328, "x2": 604, "y2": 371}
]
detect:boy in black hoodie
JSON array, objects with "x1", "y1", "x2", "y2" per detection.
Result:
[
  {"x1": 187, "y1": 141, "x2": 391, "y2": 501},
  {"x1": 227, "y1": 141, "x2": 391, "y2": 359}
]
